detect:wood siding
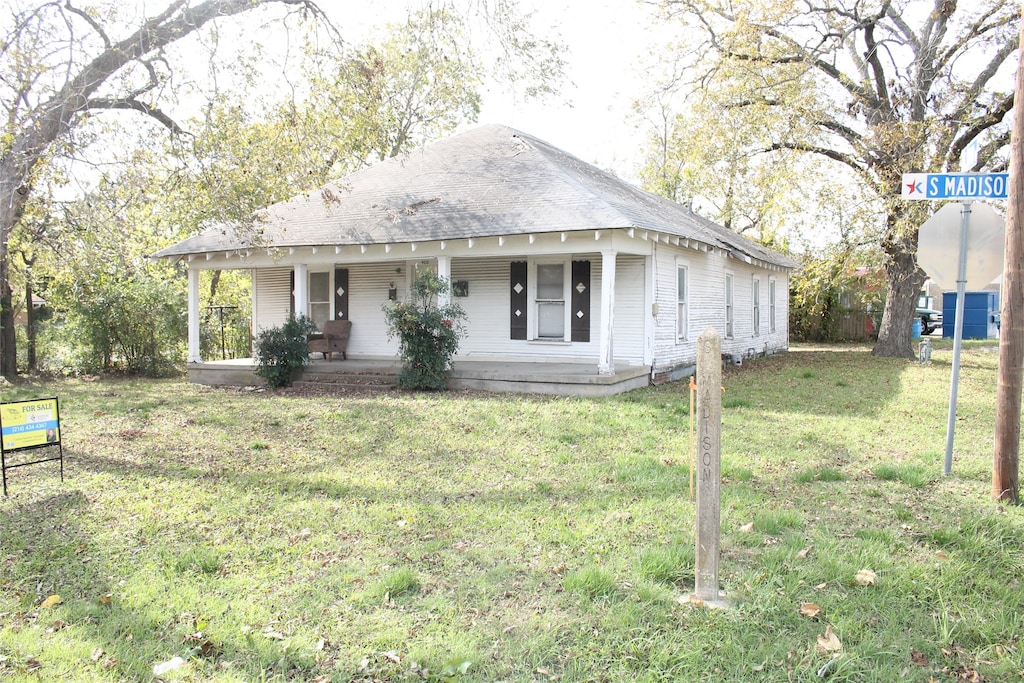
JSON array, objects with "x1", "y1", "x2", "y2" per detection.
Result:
[
  {"x1": 252, "y1": 255, "x2": 648, "y2": 363},
  {"x1": 251, "y1": 245, "x2": 785, "y2": 373},
  {"x1": 650, "y1": 244, "x2": 789, "y2": 374},
  {"x1": 252, "y1": 268, "x2": 293, "y2": 332}
]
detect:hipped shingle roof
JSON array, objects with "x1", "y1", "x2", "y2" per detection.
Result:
[{"x1": 153, "y1": 124, "x2": 798, "y2": 269}]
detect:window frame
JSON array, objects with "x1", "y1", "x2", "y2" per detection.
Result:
[
  {"x1": 530, "y1": 260, "x2": 571, "y2": 341},
  {"x1": 769, "y1": 278, "x2": 777, "y2": 333},
  {"x1": 752, "y1": 276, "x2": 761, "y2": 337},
  {"x1": 308, "y1": 269, "x2": 332, "y2": 331},
  {"x1": 676, "y1": 263, "x2": 689, "y2": 342},
  {"x1": 724, "y1": 272, "x2": 734, "y2": 339}
]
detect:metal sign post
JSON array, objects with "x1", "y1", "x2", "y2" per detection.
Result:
[
  {"x1": 907, "y1": 171, "x2": 1007, "y2": 476},
  {"x1": 944, "y1": 203, "x2": 971, "y2": 476}
]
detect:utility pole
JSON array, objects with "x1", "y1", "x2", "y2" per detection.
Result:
[{"x1": 993, "y1": 9, "x2": 1024, "y2": 504}]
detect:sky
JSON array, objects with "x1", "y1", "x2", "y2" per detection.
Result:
[{"x1": 320, "y1": 0, "x2": 667, "y2": 181}]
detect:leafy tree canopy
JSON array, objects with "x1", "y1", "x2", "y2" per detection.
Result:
[{"x1": 644, "y1": 0, "x2": 1017, "y2": 357}]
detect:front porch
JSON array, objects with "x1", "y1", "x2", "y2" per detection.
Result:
[{"x1": 188, "y1": 358, "x2": 653, "y2": 397}]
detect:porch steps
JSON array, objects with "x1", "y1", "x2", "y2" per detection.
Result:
[{"x1": 291, "y1": 368, "x2": 399, "y2": 392}]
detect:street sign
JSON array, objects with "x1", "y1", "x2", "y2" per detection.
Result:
[
  {"x1": 917, "y1": 202, "x2": 1005, "y2": 290},
  {"x1": 902, "y1": 172, "x2": 1008, "y2": 201}
]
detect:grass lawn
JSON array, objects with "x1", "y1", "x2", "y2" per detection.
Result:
[{"x1": 1, "y1": 341, "x2": 1022, "y2": 682}]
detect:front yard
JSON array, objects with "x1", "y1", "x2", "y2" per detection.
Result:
[{"x1": 1, "y1": 342, "x2": 1021, "y2": 682}]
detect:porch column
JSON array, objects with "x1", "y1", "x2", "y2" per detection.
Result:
[
  {"x1": 598, "y1": 250, "x2": 617, "y2": 375},
  {"x1": 437, "y1": 255, "x2": 452, "y2": 308},
  {"x1": 293, "y1": 263, "x2": 308, "y2": 318},
  {"x1": 187, "y1": 267, "x2": 202, "y2": 363}
]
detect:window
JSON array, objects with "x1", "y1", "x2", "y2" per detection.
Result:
[
  {"x1": 536, "y1": 263, "x2": 565, "y2": 339},
  {"x1": 309, "y1": 271, "x2": 330, "y2": 331},
  {"x1": 752, "y1": 277, "x2": 760, "y2": 337},
  {"x1": 725, "y1": 273, "x2": 734, "y2": 338},
  {"x1": 677, "y1": 265, "x2": 688, "y2": 341},
  {"x1": 769, "y1": 279, "x2": 777, "y2": 333}
]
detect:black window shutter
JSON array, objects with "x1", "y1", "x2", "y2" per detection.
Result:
[
  {"x1": 571, "y1": 260, "x2": 591, "y2": 342},
  {"x1": 289, "y1": 270, "x2": 295, "y2": 316},
  {"x1": 510, "y1": 261, "x2": 527, "y2": 340},
  {"x1": 334, "y1": 268, "x2": 349, "y2": 320}
]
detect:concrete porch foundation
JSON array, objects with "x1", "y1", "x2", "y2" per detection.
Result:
[{"x1": 188, "y1": 358, "x2": 652, "y2": 397}]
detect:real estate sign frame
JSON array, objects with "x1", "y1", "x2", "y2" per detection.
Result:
[{"x1": 0, "y1": 396, "x2": 64, "y2": 495}]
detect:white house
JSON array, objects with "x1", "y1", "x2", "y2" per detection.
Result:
[{"x1": 153, "y1": 124, "x2": 798, "y2": 394}]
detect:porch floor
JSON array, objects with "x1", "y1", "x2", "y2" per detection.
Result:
[{"x1": 188, "y1": 357, "x2": 653, "y2": 397}]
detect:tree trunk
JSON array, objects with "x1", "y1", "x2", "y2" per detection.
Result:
[
  {"x1": 26, "y1": 276, "x2": 36, "y2": 372},
  {"x1": 872, "y1": 249, "x2": 924, "y2": 359},
  {"x1": 0, "y1": 257, "x2": 16, "y2": 378}
]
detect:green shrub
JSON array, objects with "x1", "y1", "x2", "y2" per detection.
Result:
[
  {"x1": 55, "y1": 266, "x2": 187, "y2": 376},
  {"x1": 253, "y1": 314, "x2": 317, "y2": 388},
  {"x1": 383, "y1": 272, "x2": 467, "y2": 390}
]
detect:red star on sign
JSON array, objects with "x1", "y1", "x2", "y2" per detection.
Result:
[{"x1": 906, "y1": 180, "x2": 922, "y2": 195}]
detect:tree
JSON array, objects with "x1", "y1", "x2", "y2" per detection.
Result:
[
  {"x1": 0, "y1": 0, "x2": 331, "y2": 378},
  {"x1": 650, "y1": 0, "x2": 1018, "y2": 357},
  {"x1": 0, "y1": 1, "x2": 563, "y2": 378},
  {"x1": 169, "y1": 8, "x2": 484, "y2": 233}
]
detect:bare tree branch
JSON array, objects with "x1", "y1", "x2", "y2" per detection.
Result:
[{"x1": 85, "y1": 97, "x2": 185, "y2": 134}]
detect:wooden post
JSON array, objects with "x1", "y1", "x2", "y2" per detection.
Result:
[
  {"x1": 993, "y1": 9, "x2": 1024, "y2": 503},
  {"x1": 694, "y1": 327, "x2": 724, "y2": 605}
]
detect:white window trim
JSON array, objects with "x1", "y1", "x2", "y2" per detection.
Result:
[
  {"x1": 528, "y1": 259, "x2": 572, "y2": 342},
  {"x1": 676, "y1": 261, "x2": 689, "y2": 342},
  {"x1": 725, "y1": 272, "x2": 734, "y2": 339},
  {"x1": 769, "y1": 278, "x2": 777, "y2": 333},
  {"x1": 752, "y1": 275, "x2": 761, "y2": 338},
  {"x1": 308, "y1": 268, "x2": 332, "y2": 331}
]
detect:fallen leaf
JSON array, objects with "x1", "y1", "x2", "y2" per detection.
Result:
[
  {"x1": 935, "y1": 550, "x2": 948, "y2": 561},
  {"x1": 798, "y1": 545, "x2": 813, "y2": 559},
  {"x1": 40, "y1": 595, "x2": 62, "y2": 609},
  {"x1": 47, "y1": 620, "x2": 68, "y2": 633},
  {"x1": 262, "y1": 629, "x2": 285, "y2": 640},
  {"x1": 98, "y1": 593, "x2": 112, "y2": 605},
  {"x1": 381, "y1": 651, "x2": 401, "y2": 664},
  {"x1": 911, "y1": 648, "x2": 929, "y2": 667},
  {"x1": 739, "y1": 522, "x2": 755, "y2": 533},
  {"x1": 814, "y1": 582, "x2": 828, "y2": 590},
  {"x1": 815, "y1": 625, "x2": 842, "y2": 655},
  {"x1": 91, "y1": 648, "x2": 105, "y2": 662},
  {"x1": 182, "y1": 631, "x2": 219, "y2": 657},
  {"x1": 288, "y1": 528, "x2": 312, "y2": 544},
  {"x1": 854, "y1": 569, "x2": 877, "y2": 586},
  {"x1": 799, "y1": 602, "x2": 822, "y2": 618}
]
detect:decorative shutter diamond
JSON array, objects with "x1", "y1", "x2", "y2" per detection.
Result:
[
  {"x1": 336, "y1": 286, "x2": 345, "y2": 297},
  {"x1": 513, "y1": 282, "x2": 524, "y2": 294},
  {"x1": 514, "y1": 309, "x2": 522, "y2": 317},
  {"x1": 576, "y1": 282, "x2": 587, "y2": 294},
  {"x1": 577, "y1": 310, "x2": 585, "y2": 318}
]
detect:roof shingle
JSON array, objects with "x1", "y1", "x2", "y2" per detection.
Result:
[{"x1": 153, "y1": 124, "x2": 798, "y2": 269}]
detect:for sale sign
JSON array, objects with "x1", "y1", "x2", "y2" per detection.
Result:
[{"x1": 1, "y1": 398, "x2": 60, "y2": 451}]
